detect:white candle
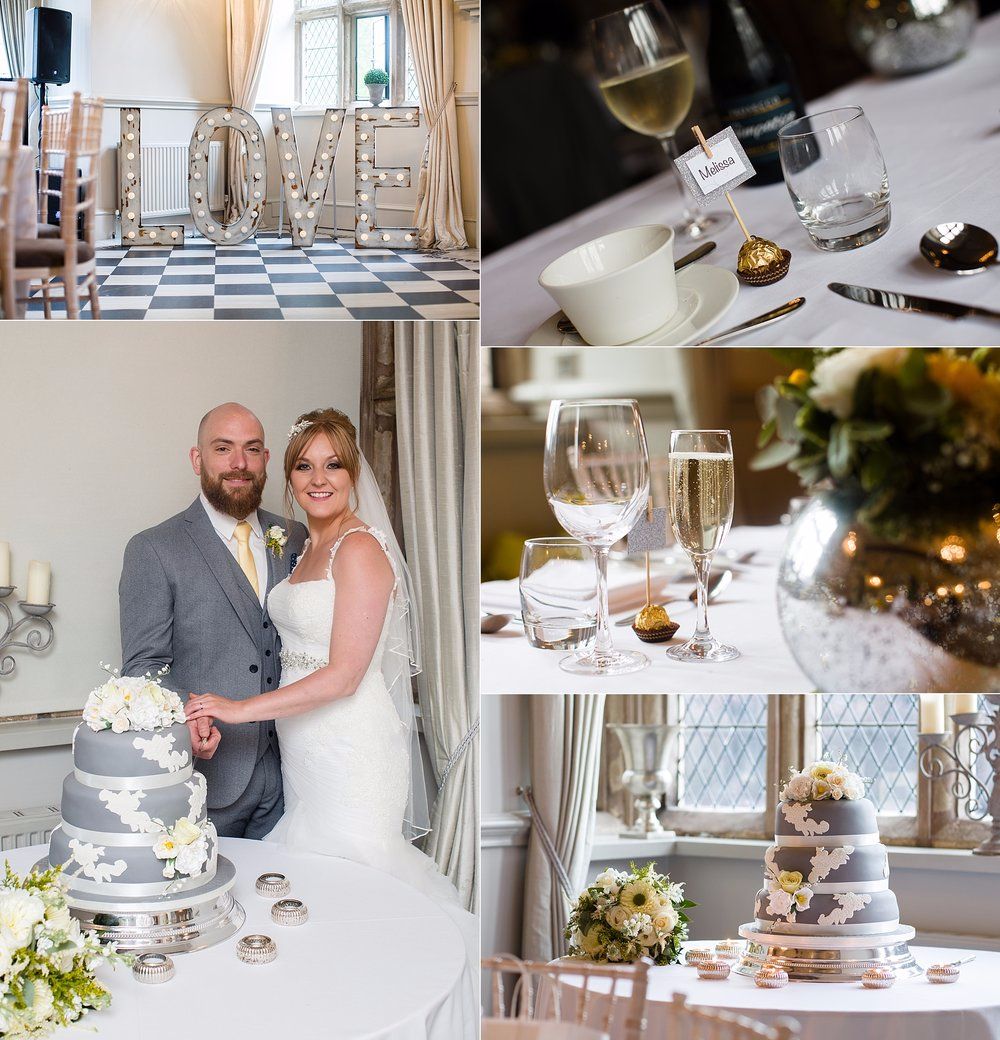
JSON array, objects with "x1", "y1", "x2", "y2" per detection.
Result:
[
  {"x1": 953, "y1": 694, "x2": 979, "y2": 716},
  {"x1": 0, "y1": 542, "x2": 9, "y2": 586},
  {"x1": 919, "y1": 694, "x2": 946, "y2": 735},
  {"x1": 24, "y1": 560, "x2": 51, "y2": 605}
]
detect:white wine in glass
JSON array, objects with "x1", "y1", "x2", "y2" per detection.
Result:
[
  {"x1": 544, "y1": 399, "x2": 651, "y2": 677},
  {"x1": 666, "y1": 430, "x2": 740, "y2": 662},
  {"x1": 590, "y1": 1, "x2": 731, "y2": 239}
]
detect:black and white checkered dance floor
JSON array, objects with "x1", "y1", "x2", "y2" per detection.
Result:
[{"x1": 27, "y1": 233, "x2": 479, "y2": 320}]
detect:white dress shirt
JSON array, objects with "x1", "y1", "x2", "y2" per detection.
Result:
[{"x1": 199, "y1": 493, "x2": 268, "y2": 607}]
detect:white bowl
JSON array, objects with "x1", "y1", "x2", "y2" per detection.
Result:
[{"x1": 538, "y1": 225, "x2": 678, "y2": 345}]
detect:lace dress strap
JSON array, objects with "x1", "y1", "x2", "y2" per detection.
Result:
[
  {"x1": 326, "y1": 526, "x2": 399, "y2": 588},
  {"x1": 291, "y1": 538, "x2": 310, "y2": 574}
]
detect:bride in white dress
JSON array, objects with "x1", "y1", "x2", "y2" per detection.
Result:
[{"x1": 185, "y1": 409, "x2": 477, "y2": 976}]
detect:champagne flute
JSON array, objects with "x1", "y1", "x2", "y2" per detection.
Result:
[
  {"x1": 666, "y1": 429, "x2": 740, "y2": 662},
  {"x1": 589, "y1": 1, "x2": 731, "y2": 239},
  {"x1": 544, "y1": 399, "x2": 651, "y2": 676}
]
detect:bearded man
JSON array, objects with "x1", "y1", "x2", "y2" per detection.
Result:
[{"x1": 119, "y1": 403, "x2": 308, "y2": 837}]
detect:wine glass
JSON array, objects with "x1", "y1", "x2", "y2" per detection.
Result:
[
  {"x1": 544, "y1": 399, "x2": 651, "y2": 676},
  {"x1": 589, "y1": 1, "x2": 731, "y2": 239},
  {"x1": 666, "y1": 429, "x2": 740, "y2": 663}
]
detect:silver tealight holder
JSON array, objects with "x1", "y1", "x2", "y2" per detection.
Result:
[{"x1": 606, "y1": 723, "x2": 677, "y2": 839}]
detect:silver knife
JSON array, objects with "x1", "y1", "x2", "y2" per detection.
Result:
[
  {"x1": 829, "y1": 282, "x2": 1000, "y2": 321},
  {"x1": 692, "y1": 297, "x2": 805, "y2": 346}
]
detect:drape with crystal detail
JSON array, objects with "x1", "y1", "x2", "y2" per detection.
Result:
[
  {"x1": 400, "y1": 0, "x2": 467, "y2": 250},
  {"x1": 225, "y1": 0, "x2": 273, "y2": 224},
  {"x1": 0, "y1": 0, "x2": 28, "y2": 77},
  {"x1": 522, "y1": 694, "x2": 606, "y2": 962},
  {"x1": 394, "y1": 320, "x2": 479, "y2": 912}
]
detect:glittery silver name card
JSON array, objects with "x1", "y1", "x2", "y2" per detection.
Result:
[
  {"x1": 626, "y1": 506, "x2": 670, "y2": 554},
  {"x1": 674, "y1": 127, "x2": 755, "y2": 207}
]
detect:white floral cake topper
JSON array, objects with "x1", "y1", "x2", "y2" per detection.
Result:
[
  {"x1": 780, "y1": 760, "x2": 866, "y2": 803},
  {"x1": 82, "y1": 665, "x2": 185, "y2": 734},
  {"x1": 264, "y1": 524, "x2": 288, "y2": 558}
]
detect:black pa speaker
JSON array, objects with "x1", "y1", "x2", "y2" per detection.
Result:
[{"x1": 26, "y1": 8, "x2": 73, "y2": 86}]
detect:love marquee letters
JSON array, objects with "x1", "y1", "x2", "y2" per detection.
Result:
[{"x1": 119, "y1": 104, "x2": 421, "y2": 249}]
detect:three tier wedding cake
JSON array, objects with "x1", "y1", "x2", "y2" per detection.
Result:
[
  {"x1": 40, "y1": 670, "x2": 244, "y2": 952},
  {"x1": 738, "y1": 761, "x2": 918, "y2": 980}
]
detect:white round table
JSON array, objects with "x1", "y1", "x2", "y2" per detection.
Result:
[
  {"x1": 6, "y1": 839, "x2": 473, "y2": 1039},
  {"x1": 565, "y1": 945, "x2": 1000, "y2": 1040}
]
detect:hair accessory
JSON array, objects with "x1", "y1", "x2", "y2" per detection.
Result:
[
  {"x1": 132, "y1": 952, "x2": 176, "y2": 984},
  {"x1": 287, "y1": 419, "x2": 314, "y2": 439}
]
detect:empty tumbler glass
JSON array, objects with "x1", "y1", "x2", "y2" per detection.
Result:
[{"x1": 777, "y1": 106, "x2": 890, "y2": 251}]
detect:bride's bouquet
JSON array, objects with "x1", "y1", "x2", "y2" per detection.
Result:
[
  {"x1": 0, "y1": 863, "x2": 128, "y2": 1036},
  {"x1": 565, "y1": 862, "x2": 693, "y2": 966}
]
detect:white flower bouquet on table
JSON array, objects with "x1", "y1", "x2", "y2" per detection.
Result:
[
  {"x1": 566, "y1": 862, "x2": 693, "y2": 966},
  {"x1": 779, "y1": 760, "x2": 867, "y2": 803},
  {"x1": 0, "y1": 863, "x2": 128, "y2": 1037},
  {"x1": 82, "y1": 665, "x2": 185, "y2": 734}
]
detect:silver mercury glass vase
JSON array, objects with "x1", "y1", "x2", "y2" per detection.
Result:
[
  {"x1": 606, "y1": 723, "x2": 677, "y2": 839},
  {"x1": 777, "y1": 494, "x2": 1000, "y2": 693}
]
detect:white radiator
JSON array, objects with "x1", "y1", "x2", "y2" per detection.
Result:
[
  {"x1": 120, "y1": 141, "x2": 225, "y2": 219},
  {"x1": 0, "y1": 807, "x2": 61, "y2": 851}
]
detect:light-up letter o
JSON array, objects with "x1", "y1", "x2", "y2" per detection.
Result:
[{"x1": 189, "y1": 107, "x2": 267, "y2": 245}]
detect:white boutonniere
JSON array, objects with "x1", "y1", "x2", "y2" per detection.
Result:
[{"x1": 264, "y1": 525, "x2": 288, "y2": 558}]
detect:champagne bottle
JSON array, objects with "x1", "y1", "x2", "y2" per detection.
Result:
[{"x1": 707, "y1": 0, "x2": 805, "y2": 185}]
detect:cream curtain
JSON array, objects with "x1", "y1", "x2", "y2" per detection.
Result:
[
  {"x1": 399, "y1": 0, "x2": 467, "y2": 250},
  {"x1": 0, "y1": 0, "x2": 27, "y2": 77},
  {"x1": 522, "y1": 694, "x2": 606, "y2": 962},
  {"x1": 225, "y1": 0, "x2": 273, "y2": 224},
  {"x1": 394, "y1": 320, "x2": 479, "y2": 911}
]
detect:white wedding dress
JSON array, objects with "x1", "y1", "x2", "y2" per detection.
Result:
[{"x1": 263, "y1": 527, "x2": 478, "y2": 996}]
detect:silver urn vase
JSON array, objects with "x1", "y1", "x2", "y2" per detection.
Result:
[
  {"x1": 777, "y1": 494, "x2": 1000, "y2": 692},
  {"x1": 606, "y1": 723, "x2": 676, "y2": 838}
]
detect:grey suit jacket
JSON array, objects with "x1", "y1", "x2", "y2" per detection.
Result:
[{"x1": 119, "y1": 498, "x2": 308, "y2": 809}]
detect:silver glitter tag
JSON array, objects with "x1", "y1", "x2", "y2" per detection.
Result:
[
  {"x1": 627, "y1": 507, "x2": 670, "y2": 554},
  {"x1": 674, "y1": 127, "x2": 756, "y2": 207}
]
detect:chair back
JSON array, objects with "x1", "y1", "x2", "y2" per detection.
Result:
[
  {"x1": 668, "y1": 992, "x2": 801, "y2": 1040},
  {"x1": 38, "y1": 102, "x2": 72, "y2": 225},
  {"x1": 482, "y1": 956, "x2": 650, "y2": 1040},
  {"x1": 0, "y1": 79, "x2": 28, "y2": 230},
  {"x1": 59, "y1": 93, "x2": 104, "y2": 248}
]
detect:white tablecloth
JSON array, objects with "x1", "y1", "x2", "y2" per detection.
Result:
[
  {"x1": 481, "y1": 525, "x2": 810, "y2": 694},
  {"x1": 5, "y1": 839, "x2": 475, "y2": 1040},
  {"x1": 483, "y1": 13, "x2": 1000, "y2": 347}
]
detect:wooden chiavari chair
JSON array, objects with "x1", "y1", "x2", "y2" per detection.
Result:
[
  {"x1": 482, "y1": 956, "x2": 650, "y2": 1040},
  {"x1": 0, "y1": 78, "x2": 28, "y2": 319},
  {"x1": 666, "y1": 992, "x2": 800, "y2": 1040},
  {"x1": 37, "y1": 104, "x2": 73, "y2": 240},
  {"x1": 14, "y1": 92, "x2": 104, "y2": 319}
]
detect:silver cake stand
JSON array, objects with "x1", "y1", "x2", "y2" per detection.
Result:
[
  {"x1": 35, "y1": 855, "x2": 244, "y2": 955},
  {"x1": 736, "y1": 922, "x2": 922, "y2": 982}
]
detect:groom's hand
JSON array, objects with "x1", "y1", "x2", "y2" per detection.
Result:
[{"x1": 187, "y1": 716, "x2": 221, "y2": 760}]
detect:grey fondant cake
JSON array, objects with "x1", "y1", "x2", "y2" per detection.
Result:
[
  {"x1": 45, "y1": 674, "x2": 228, "y2": 908},
  {"x1": 751, "y1": 763, "x2": 903, "y2": 937}
]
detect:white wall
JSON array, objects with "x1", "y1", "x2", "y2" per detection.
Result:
[{"x1": 0, "y1": 322, "x2": 363, "y2": 725}]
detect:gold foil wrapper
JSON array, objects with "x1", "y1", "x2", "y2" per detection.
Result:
[
  {"x1": 632, "y1": 604, "x2": 679, "y2": 644},
  {"x1": 737, "y1": 236, "x2": 791, "y2": 286}
]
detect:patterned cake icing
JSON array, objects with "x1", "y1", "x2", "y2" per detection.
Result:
[
  {"x1": 751, "y1": 762, "x2": 903, "y2": 937},
  {"x1": 46, "y1": 674, "x2": 224, "y2": 904}
]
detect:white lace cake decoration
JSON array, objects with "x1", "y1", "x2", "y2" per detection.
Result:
[
  {"x1": 132, "y1": 733, "x2": 190, "y2": 772},
  {"x1": 817, "y1": 893, "x2": 871, "y2": 926},
  {"x1": 808, "y1": 845, "x2": 854, "y2": 884},
  {"x1": 67, "y1": 838, "x2": 128, "y2": 883},
  {"x1": 186, "y1": 774, "x2": 208, "y2": 821},
  {"x1": 780, "y1": 801, "x2": 830, "y2": 837},
  {"x1": 99, "y1": 788, "x2": 160, "y2": 834}
]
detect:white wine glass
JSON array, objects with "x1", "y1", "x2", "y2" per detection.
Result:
[
  {"x1": 589, "y1": 1, "x2": 731, "y2": 239},
  {"x1": 666, "y1": 429, "x2": 740, "y2": 662},
  {"x1": 544, "y1": 399, "x2": 651, "y2": 676}
]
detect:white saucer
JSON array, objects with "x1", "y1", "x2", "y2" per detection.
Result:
[{"x1": 527, "y1": 263, "x2": 740, "y2": 346}]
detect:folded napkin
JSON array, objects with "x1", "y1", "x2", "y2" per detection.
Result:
[{"x1": 481, "y1": 558, "x2": 676, "y2": 616}]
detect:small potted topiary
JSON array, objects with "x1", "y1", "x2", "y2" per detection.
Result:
[{"x1": 364, "y1": 68, "x2": 389, "y2": 106}]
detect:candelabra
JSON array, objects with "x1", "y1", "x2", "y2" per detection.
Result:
[
  {"x1": 918, "y1": 695, "x2": 1000, "y2": 856},
  {"x1": 0, "y1": 587, "x2": 55, "y2": 679}
]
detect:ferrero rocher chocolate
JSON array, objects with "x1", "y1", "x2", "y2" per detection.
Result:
[
  {"x1": 737, "y1": 235, "x2": 791, "y2": 286},
  {"x1": 632, "y1": 604, "x2": 679, "y2": 644}
]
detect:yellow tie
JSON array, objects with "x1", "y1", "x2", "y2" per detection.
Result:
[{"x1": 233, "y1": 521, "x2": 260, "y2": 597}]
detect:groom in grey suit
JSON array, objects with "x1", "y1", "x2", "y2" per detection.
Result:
[{"x1": 119, "y1": 403, "x2": 307, "y2": 838}]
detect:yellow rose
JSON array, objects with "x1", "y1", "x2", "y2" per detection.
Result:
[
  {"x1": 578, "y1": 926, "x2": 604, "y2": 957},
  {"x1": 810, "y1": 762, "x2": 835, "y2": 780},
  {"x1": 787, "y1": 368, "x2": 810, "y2": 388},
  {"x1": 813, "y1": 779, "x2": 832, "y2": 799},
  {"x1": 777, "y1": 870, "x2": 803, "y2": 894},
  {"x1": 605, "y1": 905, "x2": 630, "y2": 932},
  {"x1": 171, "y1": 817, "x2": 202, "y2": 845}
]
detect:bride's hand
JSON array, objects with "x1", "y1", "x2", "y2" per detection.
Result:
[
  {"x1": 186, "y1": 693, "x2": 247, "y2": 725},
  {"x1": 186, "y1": 715, "x2": 221, "y2": 760}
]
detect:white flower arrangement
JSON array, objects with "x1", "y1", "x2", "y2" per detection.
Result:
[
  {"x1": 779, "y1": 760, "x2": 866, "y2": 803},
  {"x1": 0, "y1": 863, "x2": 128, "y2": 1036},
  {"x1": 565, "y1": 863, "x2": 693, "y2": 966},
  {"x1": 82, "y1": 666, "x2": 184, "y2": 734},
  {"x1": 151, "y1": 818, "x2": 213, "y2": 880},
  {"x1": 764, "y1": 868, "x2": 814, "y2": 923},
  {"x1": 264, "y1": 525, "x2": 288, "y2": 559}
]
